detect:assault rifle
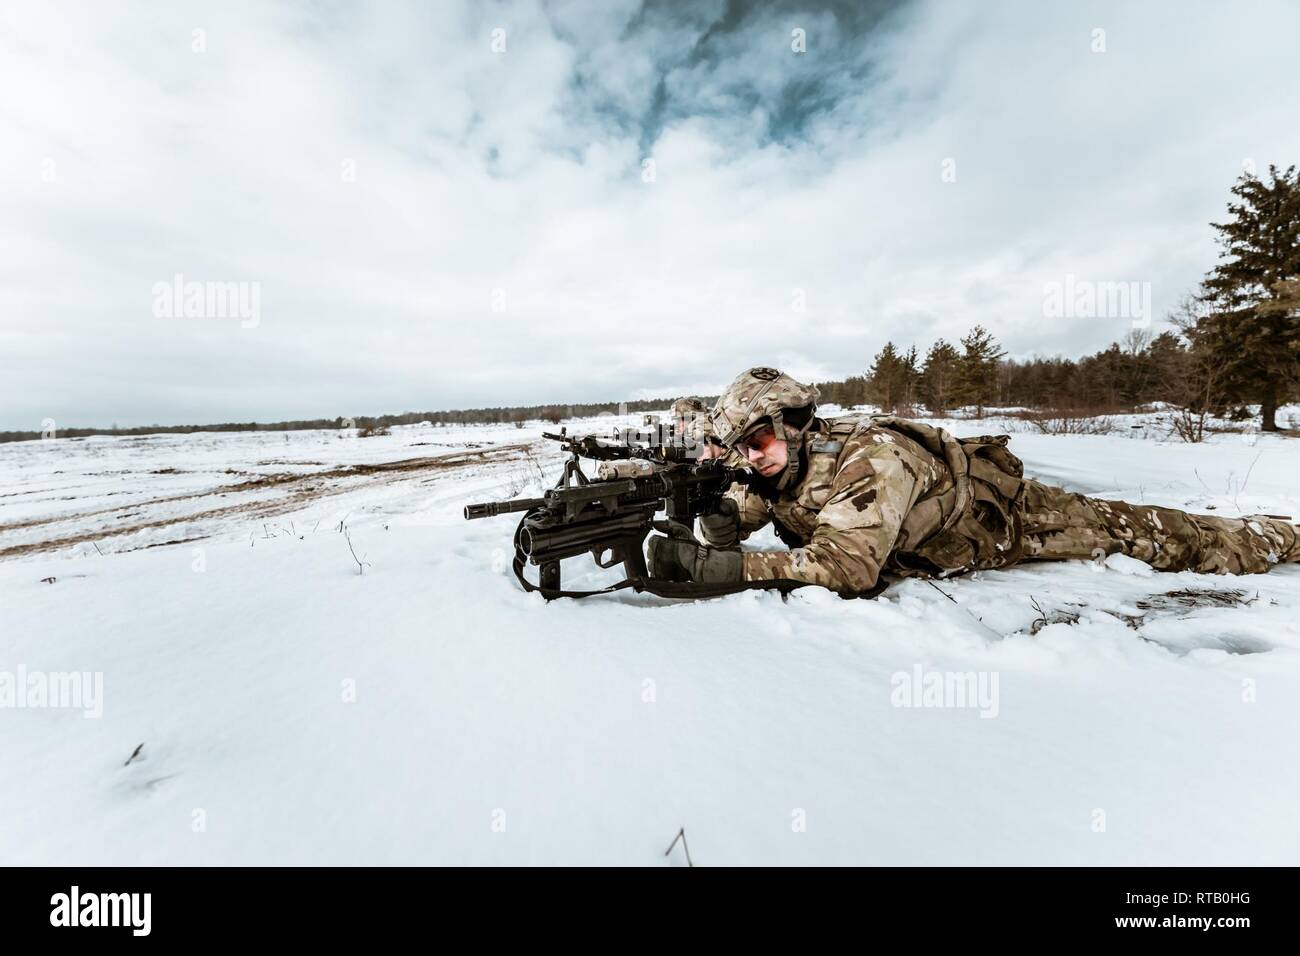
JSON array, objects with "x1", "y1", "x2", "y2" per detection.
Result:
[{"x1": 464, "y1": 428, "x2": 750, "y2": 599}]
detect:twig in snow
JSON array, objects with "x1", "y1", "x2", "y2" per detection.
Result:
[
  {"x1": 927, "y1": 580, "x2": 959, "y2": 605},
  {"x1": 664, "y1": 827, "x2": 694, "y2": 867},
  {"x1": 124, "y1": 743, "x2": 144, "y2": 767},
  {"x1": 1028, "y1": 595, "x2": 1048, "y2": 634},
  {"x1": 92, "y1": 541, "x2": 104, "y2": 556},
  {"x1": 925, "y1": 579, "x2": 1001, "y2": 637},
  {"x1": 1233, "y1": 451, "x2": 1264, "y2": 512},
  {"x1": 344, "y1": 529, "x2": 370, "y2": 575}
]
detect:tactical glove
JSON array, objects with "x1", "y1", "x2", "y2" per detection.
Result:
[
  {"x1": 697, "y1": 497, "x2": 741, "y2": 548},
  {"x1": 647, "y1": 521, "x2": 743, "y2": 585}
]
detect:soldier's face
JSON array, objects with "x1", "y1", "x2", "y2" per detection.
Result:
[{"x1": 735, "y1": 423, "x2": 788, "y2": 477}]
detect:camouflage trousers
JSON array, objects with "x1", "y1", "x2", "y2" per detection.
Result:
[{"x1": 1018, "y1": 480, "x2": 1300, "y2": 575}]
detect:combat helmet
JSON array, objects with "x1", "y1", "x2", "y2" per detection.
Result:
[
  {"x1": 711, "y1": 367, "x2": 819, "y2": 486},
  {"x1": 670, "y1": 397, "x2": 709, "y2": 420}
]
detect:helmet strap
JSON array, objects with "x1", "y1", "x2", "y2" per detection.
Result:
[{"x1": 769, "y1": 410, "x2": 815, "y2": 492}]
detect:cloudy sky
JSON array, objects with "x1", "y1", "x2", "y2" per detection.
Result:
[{"x1": 2, "y1": 0, "x2": 1298, "y2": 429}]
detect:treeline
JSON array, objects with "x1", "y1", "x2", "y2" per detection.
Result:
[
  {"x1": 817, "y1": 326, "x2": 1219, "y2": 417},
  {"x1": 816, "y1": 325, "x2": 1007, "y2": 416},
  {"x1": 0, "y1": 331, "x2": 1201, "y2": 446},
  {"x1": 0, "y1": 398, "x2": 710, "y2": 444}
]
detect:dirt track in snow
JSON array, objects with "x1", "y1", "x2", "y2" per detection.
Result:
[{"x1": 0, "y1": 443, "x2": 535, "y2": 560}]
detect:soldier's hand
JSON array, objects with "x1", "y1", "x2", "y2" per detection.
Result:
[
  {"x1": 698, "y1": 497, "x2": 741, "y2": 548},
  {"x1": 647, "y1": 522, "x2": 743, "y2": 585}
]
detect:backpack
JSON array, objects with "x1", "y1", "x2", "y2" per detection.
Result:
[{"x1": 868, "y1": 416, "x2": 1026, "y2": 577}]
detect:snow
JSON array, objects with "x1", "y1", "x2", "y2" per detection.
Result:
[
  {"x1": 2, "y1": 412, "x2": 1299, "y2": 865},
  {"x1": 1103, "y1": 553, "x2": 1155, "y2": 576}
]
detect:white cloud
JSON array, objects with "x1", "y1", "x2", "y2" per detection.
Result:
[{"x1": 1, "y1": 0, "x2": 1297, "y2": 427}]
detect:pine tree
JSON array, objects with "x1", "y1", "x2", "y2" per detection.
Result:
[
  {"x1": 902, "y1": 345, "x2": 920, "y2": 412},
  {"x1": 1195, "y1": 164, "x2": 1300, "y2": 431},
  {"x1": 867, "y1": 342, "x2": 916, "y2": 413},
  {"x1": 920, "y1": 339, "x2": 961, "y2": 414},
  {"x1": 1143, "y1": 330, "x2": 1189, "y2": 405},
  {"x1": 957, "y1": 326, "x2": 1005, "y2": 417},
  {"x1": 844, "y1": 374, "x2": 870, "y2": 407}
]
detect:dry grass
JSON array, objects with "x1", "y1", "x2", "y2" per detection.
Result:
[{"x1": 1015, "y1": 409, "x2": 1118, "y2": 435}]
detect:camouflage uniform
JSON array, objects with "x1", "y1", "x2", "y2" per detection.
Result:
[
  {"x1": 672, "y1": 367, "x2": 1300, "y2": 596},
  {"x1": 1018, "y1": 481, "x2": 1300, "y2": 575}
]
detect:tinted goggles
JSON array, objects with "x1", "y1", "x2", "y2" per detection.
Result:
[{"x1": 732, "y1": 422, "x2": 781, "y2": 457}]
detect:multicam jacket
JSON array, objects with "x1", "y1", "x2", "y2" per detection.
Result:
[{"x1": 708, "y1": 415, "x2": 1026, "y2": 595}]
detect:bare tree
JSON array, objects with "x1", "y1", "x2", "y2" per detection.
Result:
[{"x1": 1167, "y1": 294, "x2": 1222, "y2": 442}]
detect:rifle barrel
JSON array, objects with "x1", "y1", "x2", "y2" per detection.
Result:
[{"x1": 463, "y1": 496, "x2": 547, "y2": 520}]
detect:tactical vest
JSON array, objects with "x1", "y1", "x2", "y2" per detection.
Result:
[{"x1": 786, "y1": 415, "x2": 1027, "y2": 578}]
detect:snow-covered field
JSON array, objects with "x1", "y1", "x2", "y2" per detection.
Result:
[{"x1": 2, "y1": 411, "x2": 1299, "y2": 865}]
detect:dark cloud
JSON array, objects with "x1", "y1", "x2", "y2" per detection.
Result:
[{"x1": 559, "y1": 0, "x2": 910, "y2": 155}]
